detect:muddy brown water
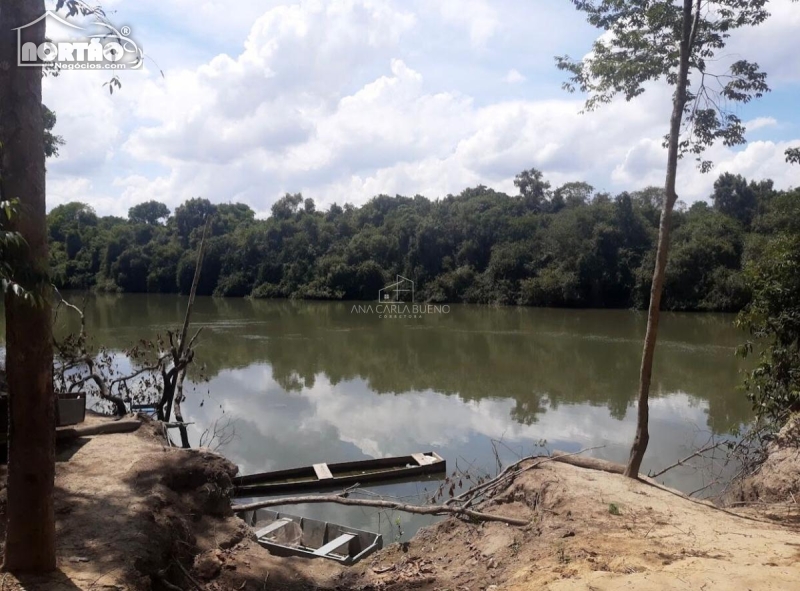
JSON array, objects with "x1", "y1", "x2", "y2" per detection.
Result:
[{"x1": 4, "y1": 295, "x2": 754, "y2": 541}]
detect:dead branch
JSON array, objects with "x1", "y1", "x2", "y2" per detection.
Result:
[
  {"x1": 156, "y1": 575, "x2": 182, "y2": 591},
  {"x1": 172, "y1": 559, "x2": 204, "y2": 591},
  {"x1": 156, "y1": 216, "x2": 210, "y2": 422},
  {"x1": 56, "y1": 418, "x2": 141, "y2": 440},
  {"x1": 53, "y1": 290, "x2": 129, "y2": 416},
  {"x1": 548, "y1": 449, "x2": 778, "y2": 525},
  {"x1": 199, "y1": 414, "x2": 236, "y2": 451},
  {"x1": 549, "y1": 450, "x2": 625, "y2": 474},
  {"x1": 649, "y1": 439, "x2": 731, "y2": 479},
  {"x1": 178, "y1": 217, "x2": 210, "y2": 352},
  {"x1": 233, "y1": 447, "x2": 607, "y2": 528},
  {"x1": 231, "y1": 495, "x2": 529, "y2": 526},
  {"x1": 447, "y1": 446, "x2": 605, "y2": 508}
]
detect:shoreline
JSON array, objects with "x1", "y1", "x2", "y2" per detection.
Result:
[{"x1": 0, "y1": 415, "x2": 797, "y2": 590}]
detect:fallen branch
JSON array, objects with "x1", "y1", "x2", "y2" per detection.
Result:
[
  {"x1": 649, "y1": 440, "x2": 730, "y2": 479},
  {"x1": 233, "y1": 447, "x2": 603, "y2": 527},
  {"x1": 156, "y1": 575, "x2": 182, "y2": 591},
  {"x1": 549, "y1": 450, "x2": 625, "y2": 474},
  {"x1": 56, "y1": 419, "x2": 141, "y2": 440},
  {"x1": 232, "y1": 495, "x2": 529, "y2": 526},
  {"x1": 447, "y1": 446, "x2": 605, "y2": 508},
  {"x1": 549, "y1": 449, "x2": 777, "y2": 525},
  {"x1": 173, "y1": 559, "x2": 204, "y2": 591}
]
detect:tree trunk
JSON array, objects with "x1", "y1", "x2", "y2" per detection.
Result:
[
  {"x1": 172, "y1": 368, "x2": 191, "y2": 448},
  {"x1": 624, "y1": 0, "x2": 696, "y2": 478},
  {"x1": 0, "y1": 0, "x2": 57, "y2": 572},
  {"x1": 157, "y1": 217, "x2": 209, "y2": 423},
  {"x1": 89, "y1": 368, "x2": 129, "y2": 417},
  {"x1": 157, "y1": 370, "x2": 176, "y2": 423}
]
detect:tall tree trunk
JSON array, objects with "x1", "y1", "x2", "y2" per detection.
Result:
[
  {"x1": 0, "y1": 0, "x2": 57, "y2": 571},
  {"x1": 157, "y1": 217, "x2": 209, "y2": 422},
  {"x1": 624, "y1": 0, "x2": 696, "y2": 478}
]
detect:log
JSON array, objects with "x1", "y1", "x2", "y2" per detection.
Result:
[
  {"x1": 550, "y1": 450, "x2": 625, "y2": 474},
  {"x1": 56, "y1": 419, "x2": 141, "y2": 441}
]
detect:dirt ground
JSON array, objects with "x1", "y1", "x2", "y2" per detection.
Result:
[
  {"x1": 730, "y1": 415, "x2": 800, "y2": 508},
  {"x1": 346, "y1": 459, "x2": 800, "y2": 590},
  {"x1": 0, "y1": 416, "x2": 340, "y2": 590},
  {"x1": 1, "y1": 416, "x2": 799, "y2": 590}
]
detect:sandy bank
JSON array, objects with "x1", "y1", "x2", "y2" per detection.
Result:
[{"x1": 0, "y1": 416, "x2": 798, "y2": 590}]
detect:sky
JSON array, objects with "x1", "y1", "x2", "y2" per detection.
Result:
[{"x1": 42, "y1": 0, "x2": 800, "y2": 218}]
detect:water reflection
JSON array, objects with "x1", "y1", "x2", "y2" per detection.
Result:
[{"x1": 17, "y1": 294, "x2": 753, "y2": 539}]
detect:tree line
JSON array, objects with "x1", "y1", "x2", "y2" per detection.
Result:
[{"x1": 49, "y1": 170, "x2": 798, "y2": 312}]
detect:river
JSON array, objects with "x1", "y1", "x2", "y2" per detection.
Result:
[{"x1": 40, "y1": 295, "x2": 753, "y2": 540}]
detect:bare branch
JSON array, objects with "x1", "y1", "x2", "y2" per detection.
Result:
[
  {"x1": 648, "y1": 439, "x2": 731, "y2": 479},
  {"x1": 447, "y1": 446, "x2": 605, "y2": 508},
  {"x1": 232, "y1": 495, "x2": 529, "y2": 526}
]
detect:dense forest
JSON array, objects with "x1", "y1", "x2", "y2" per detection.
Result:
[{"x1": 49, "y1": 168, "x2": 799, "y2": 311}]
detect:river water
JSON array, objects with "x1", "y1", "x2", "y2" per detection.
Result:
[{"x1": 43, "y1": 295, "x2": 753, "y2": 540}]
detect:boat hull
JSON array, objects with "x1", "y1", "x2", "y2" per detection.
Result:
[
  {"x1": 233, "y1": 452, "x2": 445, "y2": 497},
  {"x1": 237, "y1": 509, "x2": 383, "y2": 565}
]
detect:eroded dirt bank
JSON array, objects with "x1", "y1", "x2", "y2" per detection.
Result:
[
  {"x1": 1, "y1": 416, "x2": 798, "y2": 590},
  {"x1": 0, "y1": 417, "x2": 341, "y2": 590}
]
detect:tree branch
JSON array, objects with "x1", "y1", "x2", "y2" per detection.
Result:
[
  {"x1": 648, "y1": 439, "x2": 730, "y2": 479},
  {"x1": 232, "y1": 495, "x2": 529, "y2": 526},
  {"x1": 447, "y1": 446, "x2": 605, "y2": 508}
]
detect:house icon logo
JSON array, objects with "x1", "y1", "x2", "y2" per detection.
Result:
[
  {"x1": 378, "y1": 275, "x2": 415, "y2": 303},
  {"x1": 14, "y1": 10, "x2": 143, "y2": 70}
]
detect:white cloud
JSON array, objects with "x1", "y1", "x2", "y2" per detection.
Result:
[
  {"x1": 732, "y1": 0, "x2": 800, "y2": 84},
  {"x1": 746, "y1": 117, "x2": 778, "y2": 132},
  {"x1": 43, "y1": 0, "x2": 800, "y2": 217},
  {"x1": 433, "y1": 0, "x2": 499, "y2": 48},
  {"x1": 43, "y1": 70, "x2": 122, "y2": 175},
  {"x1": 504, "y1": 69, "x2": 525, "y2": 84}
]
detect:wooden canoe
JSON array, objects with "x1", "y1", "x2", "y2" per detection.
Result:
[
  {"x1": 237, "y1": 509, "x2": 382, "y2": 565},
  {"x1": 232, "y1": 451, "x2": 445, "y2": 497}
]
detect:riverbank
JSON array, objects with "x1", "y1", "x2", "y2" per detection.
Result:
[
  {"x1": 1, "y1": 416, "x2": 798, "y2": 590},
  {"x1": 0, "y1": 415, "x2": 340, "y2": 590}
]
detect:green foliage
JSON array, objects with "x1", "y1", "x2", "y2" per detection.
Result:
[
  {"x1": 0, "y1": 104, "x2": 63, "y2": 303},
  {"x1": 128, "y1": 200, "x2": 170, "y2": 225},
  {"x1": 786, "y1": 147, "x2": 800, "y2": 165},
  {"x1": 0, "y1": 200, "x2": 27, "y2": 294},
  {"x1": 174, "y1": 197, "x2": 216, "y2": 246},
  {"x1": 43, "y1": 105, "x2": 65, "y2": 159},
  {"x1": 662, "y1": 208, "x2": 748, "y2": 311},
  {"x1": 737, "y1": 235, "x2": 800, "y2": 423},
  {"x1": 514, "y1": 168, "x2": 551, "y2": 212},
  {"x1": 556, "y1": 0, "x2": 770, "y2": 170},
  {"x1": 712, "y1": 173, "x2": 757, "y2": 227},
  {"x1": 47, "y1": 170, "x2": 795, "y2": 311},
  {"x1": 0, "y1": 199, "x2": 45, "y2": 306}
]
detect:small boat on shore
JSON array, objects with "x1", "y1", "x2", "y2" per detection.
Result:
[
  {"x1": 237, "y1": 509, "x2": 382, "y2": 565},
  {"x1": 233, "y1": 452, "x2": 446, "y2": 497}
]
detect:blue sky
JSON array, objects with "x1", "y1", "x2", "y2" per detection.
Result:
[{"x1": 43, "y1": 0, "x2": 800, "y2": 217}]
